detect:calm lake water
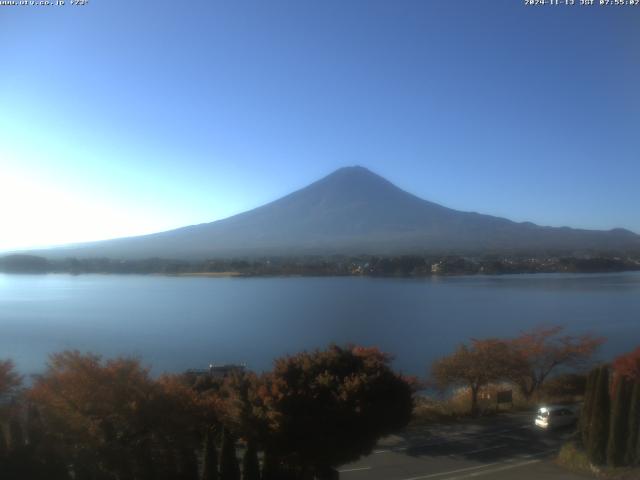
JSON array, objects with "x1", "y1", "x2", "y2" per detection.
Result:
[{"x1": 1, "y1": 272, "x2": 639, "y2": 377}]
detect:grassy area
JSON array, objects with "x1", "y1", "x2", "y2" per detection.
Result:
[
  {"x1": 556, "y1": 442, "x2": 640, "y2": 479},
  {"x1": 411, "y1": 395, "x2": 469, "y2": 424}
]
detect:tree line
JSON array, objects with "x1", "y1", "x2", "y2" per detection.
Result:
[
  {"x1": 1, "y1": 325, "x2": 633, "y2": 478},
  {"x1": 0, "y1": 345, "x2": 415, "y2": 480}
]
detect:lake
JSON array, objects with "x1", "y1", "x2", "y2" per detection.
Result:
[{"x1": 1, "y1": 272, "x2": 639, "y2": 378}]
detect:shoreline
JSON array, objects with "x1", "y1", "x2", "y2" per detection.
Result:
[
  {"x1": 2, "y1": 252, "x2": 639, "y2": 278},
  {"x1": 1, "y1": 268, "x2": 640, "y2": 279}
]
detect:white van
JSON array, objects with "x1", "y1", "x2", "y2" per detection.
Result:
[{"x1": 534, "y1": 405, "x2": 577, "y2": 430}]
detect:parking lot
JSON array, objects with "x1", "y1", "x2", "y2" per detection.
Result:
[{"x1": 338, "y1": 411, "x2": 591, "y2": 479}]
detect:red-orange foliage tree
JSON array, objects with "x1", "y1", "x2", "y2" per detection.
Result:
[
  {"x1": 432, "y1": 339, "x2": 522, "y2": 416},
  {"x1": 29, "y1": 351, "x2": 218, "y2": 480},
  {"x1": 613, "y1": 346, "x2": 640, "y2": 382},
  {"x1": 259, "y1": 345, "x2": 414, "y2": 478},
  {"x1": 218, "y1": 371, "x2": 267, "y2": 442},
  {"x1": 0, "y1": 359, "x2": 22, "y2": 397},
  {"x1": 507, "y1": 326, "x2": 603, "y2": 399}
]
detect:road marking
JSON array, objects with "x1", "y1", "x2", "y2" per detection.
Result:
[
  {"x1": 441, "y1": 459, "x2": 541, "y2": 479},
  {"x1": 399, "y1": 449, "x2": 557, "y2": 480},
  {"x1": 400, "y1": 462, "x2": 504, "y2": 480},
  {"x1": 449, "y1": 444, "x2": 506, "y2": 457},
  {"x1": 338, "y1": 466, "x2": 372, "y2": 473}
]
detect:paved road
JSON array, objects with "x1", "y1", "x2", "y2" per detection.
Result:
[{"x1": 338, "y1": 412, "x2": 591, "y2": 480}]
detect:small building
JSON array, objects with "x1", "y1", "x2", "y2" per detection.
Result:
[
  {"x1": 185, "y1": 363, "x2": 246, "y2": 379},
  {"x1": 209, "y1": 363, "x2": 246, "y2": 379}
]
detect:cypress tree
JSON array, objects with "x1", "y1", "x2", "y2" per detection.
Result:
[
  {"x1": 179, "y1": 447, "x2": 199, "y2": 480},
  {"x1": 26, "y1": 404, "x2": 44, "y2": 447},
  {"x1": 202, "y1": 429, "x2": 219, "y2": 480},
  {"x1": 260, "y1": 449, "x2": 280, "y2": 480},
  {"x1": 73, "y1": 451, "x2": 96, "y2": 480},
  {"x1": 133, "y1": 439, "x2": 156, "y2": 480},
  {"x1": 607, "y1": 375, "x2": 631, "y2": 466},
  {"x1": 0, "y1": 425, "x2": 8, "y2": 477},
  {"x1": 158, "y1": 439, "x2": 179, "y2": 480},
  {"x1": 626, "y1": 381, "x2": 640, "y2": 466},
  {"x1": 8, "y1": 417, "x2": 24, "y2": 450},
  {"x1": 581, "y1": 368, "x2": 598, "y2": 448},
  {"x1": 587, "y1": 366, "x2": 610, "y2": 465},
  {"x1": 0, "y1": 425, "x2": 7, "y2": 457},
  {"x1": 242, "y1": 440, "x2": 260, "y2": 480},
  {"x1": 219, "y1": 428, "x2": 240, "y2": 480}
]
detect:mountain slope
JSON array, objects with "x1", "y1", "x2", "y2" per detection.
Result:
[{"x1": 31, "y1": 166, "x2": 640, "y2": 259}]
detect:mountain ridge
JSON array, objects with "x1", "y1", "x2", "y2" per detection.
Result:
[{"x1": 23, "y1": 166, "x2": 640, "y2": 259}]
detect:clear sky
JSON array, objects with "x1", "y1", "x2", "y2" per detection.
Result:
[{"x1": 1, "y1": 0, "x2": 638, "y2": 251}]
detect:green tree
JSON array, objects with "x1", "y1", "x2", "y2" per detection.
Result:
[
  {"x1": 607, "y1": 375, "x2": 631, "y2": 466},
  {"x1": 580, "y1": 368, "x2": 599, "y2": 448},
  {"x1": 613, "y1": 347, "x2": 640, "y2": 466},
  {"x1": 261, "y1": 345, "x2": 414, "y2": 477},
  {"x1": 25, "y1": 404, "x2": 44, "y2": 446},
  {"x1": 219, "y1": 428, "x2": 240, "y2": 480},
  {"x1": 242, "y1": 440, "x2": 260, "y2": 480},
  {"x1": 432, "y1": 339, "x2": 521, "y2": 416},
  {"x1": 260, "y1": 449, "x2": 283, "y2": 480},
  {"x1": 132, "y1": 438, "x2": 156, "y2": 480},
  {"x1": 158, "y1": 438, "x2": 179, "y2": 480},
  {"x1": 626, "y1": 381, "x2": 640, "y2": 466},
  {"x1": 0, "y1": 425, "x2": 7, "y2": 477},
  {"x1": 0, "y1": 425, "x2": 7, "y2": 456},
  {"x1": 587, "y1": 366, "x2": 610, "y2": 465},
  {"x1": 8, "y1": 417, "x2": 24, "y2": 450},
  {"x1": 202, "y1": 429, "x2": 219, "y2": 480},
  {"x1": 179, "y1": 447, "x2": 199, "y2": 480}
]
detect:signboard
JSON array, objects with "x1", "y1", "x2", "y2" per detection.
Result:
[{"x1": 496, "y1": 390, "x2": 513, "y2": 404}]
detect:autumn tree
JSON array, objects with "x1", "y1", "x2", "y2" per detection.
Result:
[
  {"x1": 219, "y1": 371, "x2": 268, "y2": 446},
  {"x1": 613, "y1": 346, "x2": 640, "y2": 383},
  {"x1": 432, "y1": 339, "x2": 521, "y2": 416},
  {"x1": 260, "y1": 345, "x2": 414, "y2": 478},
  {"x1": 156, "y1": 373, "x2": 221, "y2": 458},
  {"x1": 0, "y1": 359, "x2": 22, "y2": 397},
  {"x1": 507, "y1": 326, "x2": 603, "y2": 399},
  {"x1": 29, "y1": 351, "x2": 218, "y2": 480},
  {"x1": 28, "y1": 352, "x2": 158, "y2": 478}
]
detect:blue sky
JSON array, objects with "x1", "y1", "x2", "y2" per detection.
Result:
[{"x1": 1, "y1": 0, "x2": 638, "y2": 250}]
